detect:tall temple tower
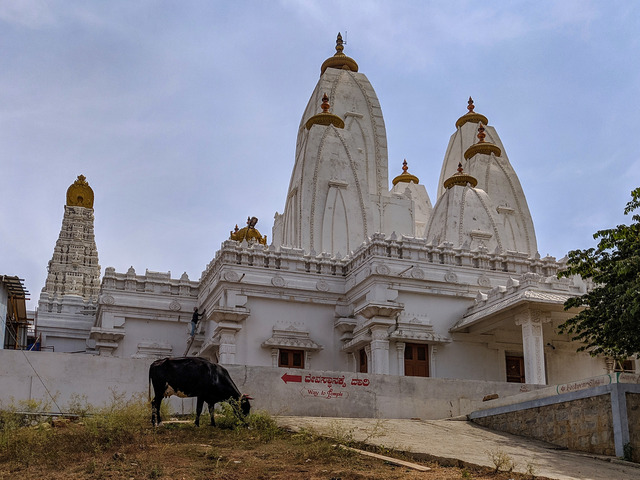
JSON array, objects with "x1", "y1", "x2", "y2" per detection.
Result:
[
  {"x1": 434, "y1": 98, "x2": 537, "y2": 255},
  {"x1": 36, "y1": 175, "x2": 101, "y2": 352},
  {"x1": 272, "y1": 34, "x2": 431, "y2": 256}
]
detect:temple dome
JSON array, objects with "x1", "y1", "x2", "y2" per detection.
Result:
[
  {"x1": 436, "y1": 99, "x2": 538, "y2": 256},
  {"x1": 425, "y1": 170, "x2": 503, "y2": 252},
  {"x1": 390, "y1": 160, "x2": 432, "y2": 237}
]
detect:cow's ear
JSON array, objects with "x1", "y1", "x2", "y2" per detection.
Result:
[{"x1": 242, "y1": 394, "x2": 253, "y2": 400}]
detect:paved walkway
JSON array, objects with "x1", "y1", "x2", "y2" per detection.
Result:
[{"x1": 276, "y1": 416, "x2": 640, "y2": 480}]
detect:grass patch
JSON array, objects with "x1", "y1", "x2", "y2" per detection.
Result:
[{"x1": 0, "y1": 401, "x2": 548, "y2": 479}]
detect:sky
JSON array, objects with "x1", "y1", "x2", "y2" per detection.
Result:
[{"x1": 1, "y1": 0, "x2": 639, "y2": 309}]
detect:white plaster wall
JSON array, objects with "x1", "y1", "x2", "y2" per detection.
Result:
[
  {"x1": 40, "y1": 335, "x2": 87, "y2": 354},
  {"x1": 0, "y1": 350, "x2": 544, "y2": 419},
  {"x1": 117, "y1": 317, "x2": 188, "y2": 358},
  {"x1": 238, "y1": 297, "x2": 337, "y2": 369}
]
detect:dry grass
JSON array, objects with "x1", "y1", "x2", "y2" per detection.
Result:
[{"x1": 0, "y1": 399, "x2": 549, "y2": 479}]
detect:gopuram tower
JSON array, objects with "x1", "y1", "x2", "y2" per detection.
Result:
[{"x1": 36, "y1": 175, "x2": 101, "y2": 352}]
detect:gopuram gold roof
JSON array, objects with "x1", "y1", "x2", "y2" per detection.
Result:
[{"x1": 66, "y1": 174, "x2": 94, "y2": 208}]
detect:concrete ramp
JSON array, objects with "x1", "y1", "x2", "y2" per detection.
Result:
[{"x1": 277, "y1": 416, "x2": 640, "y2": 480}]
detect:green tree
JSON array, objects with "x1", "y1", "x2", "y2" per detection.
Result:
[{"x1": 558, "y1": 188, "x2": 640, "y2": 361}]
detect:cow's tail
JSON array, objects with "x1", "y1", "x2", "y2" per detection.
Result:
[{"x1": 148, "y1": 369, "x2": 152, "y2": 404}]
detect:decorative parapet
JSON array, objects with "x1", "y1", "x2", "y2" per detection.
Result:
[
  {"x1": 200, "y1": 234, "x2": 564, "y2": 288},
  {"x1": 100, "y1": 266, "x2": 199, "y2": 297},
  {"x1": 200, "y1": 240, "x2": 348, "y2": 285}
]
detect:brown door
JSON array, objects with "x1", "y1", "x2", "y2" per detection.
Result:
[
  {"x1": 506, "y1": 355, "x2": 525, "y2": 383},
  {"x1": 359, "y1": 348, "x2": 368, "y2": 373},
  {"x1": 404, "y1": 343, "x2": 429, "y2": 377}
]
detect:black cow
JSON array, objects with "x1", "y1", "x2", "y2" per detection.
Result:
[{"x1": 149, "y1": 356, "x2": 251, "y2": 427}]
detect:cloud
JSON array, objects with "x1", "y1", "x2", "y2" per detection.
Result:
[{"x1": 0, "y1": 0, "x2": 56, "y2": 28}]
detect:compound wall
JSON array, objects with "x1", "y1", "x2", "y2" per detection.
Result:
[{"x1": 0, "y1": 350, "x2": 535, "y2": 419}]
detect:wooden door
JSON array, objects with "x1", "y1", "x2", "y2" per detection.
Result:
[
  {"x1": 506, "y1": 355, "x2": 525, "y2": 383},
  {"x1": 358, "y1": 348, "x2": 368, "y2": 373},
  {"x1": 404, "y1": 343, "x2": 429, "y2": 377}
]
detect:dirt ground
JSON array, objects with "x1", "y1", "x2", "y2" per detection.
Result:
[{"x1": 0, "y1": 419, "x2": 550, "y2": 480}]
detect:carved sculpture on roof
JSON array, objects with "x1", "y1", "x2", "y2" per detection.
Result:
[
  {"x1": 230, "y1": 216, "x2": 267, "y2": 245},
  {"x1": 66, "y1": 174, "x2": 95, "y2": 208}
]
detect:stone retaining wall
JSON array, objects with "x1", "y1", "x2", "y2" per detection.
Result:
[
  {"x1": 472, "y1": 394, "x2": 614, "y2": 455},
  {"x1": 469, "y1": 383, "x2": 640, "y2": 460},
  {"x1": 626, "y1": 393, "x2": 640, "y2": 462}
]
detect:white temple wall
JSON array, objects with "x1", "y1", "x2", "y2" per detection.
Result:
[
  {"x1": 40, "y1": 335, "x2": 87, "y2": 354},
  {"x1": 237, "y1": 297, "x2": 336, "y2": 369},
  {"x1": 116, "y1": 317, "x2": 187, "y2": 358}
]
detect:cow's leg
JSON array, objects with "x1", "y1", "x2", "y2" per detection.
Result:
[
  {"x1": 151, "y1": 396, "x2": 162, "y2": 426},
  {"x1": 150, "y1": 378, "x2": 166, "y2": 426},
  {"x1": 208, "y1": 402, "x2": 216, "y2": 427},
  {"x1": 195, "y1": 397, "x2": 204, "y2": 427}
]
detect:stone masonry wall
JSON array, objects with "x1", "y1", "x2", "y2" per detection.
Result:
[
  {"x1": 472, "y1": 394, "x2": 614, "y2": 456},
  {"x1": 627, "y1": 393, "x2": 640, "y2": 462}
]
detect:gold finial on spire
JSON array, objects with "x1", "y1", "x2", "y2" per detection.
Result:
[
  {"x1": 320, "y1": 93, "x2": 331, "y2": 113},
  {"x1": 305, "y1": 93, "x2": 345, "y2": 130},
  {"x1": 336, "y1": 32, "x2": 345, "y2": 54},
  {"x1": 443, "y1": 162, "x2": 478, "y2": 189},
  {"x1": 464, "y1": 122, "x2": 502, "y2": 159},
  {"x1": 455, "y1": 96, "x2": 488, "y2": 128},
  {"x1": 467, "y1": 96, "x2": 475, "y2": 113},
  {"x1": 320, "y1": 32, "x2": 359, "y2": 76},
  {"x1": 477, "y1": 122, "x2": 486, "y2": 142},
  {"x1": 392, "y1": 159, "x2": 420, "y2": 186},
  {"x1": 66, "y1": 174, "x2": 95, "y2": 208}
]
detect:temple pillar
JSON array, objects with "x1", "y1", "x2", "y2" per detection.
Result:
[
  {"x1": 516, "y1": 310, "x2": 551, "y2": 385},
  {"x1": 217, "y1": 329, "x2": 238, "y2": 364},
  {"x1": 370, "y1": 324, "x2": 390, "y2": 374},
  {"x1": 396, "y1": 342, "x2": 405, "y2": 376}
]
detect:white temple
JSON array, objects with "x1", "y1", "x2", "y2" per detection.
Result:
[{"x1": 36, "y1": 35, "x2": 614, "y2": 385}]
